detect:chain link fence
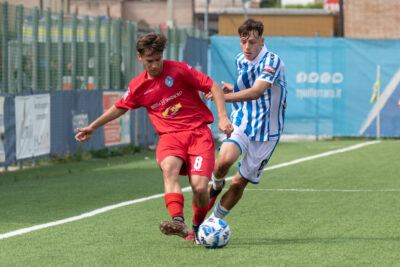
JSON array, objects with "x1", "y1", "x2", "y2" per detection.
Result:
[{"x1": 0, "y1": 1, "x2": 208, "y2": 94}]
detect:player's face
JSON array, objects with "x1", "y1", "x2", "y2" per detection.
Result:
[
  {"x1": 138, "y1": 50, "x2": 164, "y2": 78},
  {"x1": 240, "y1": 31, "x2": 264, "y2": 61}
]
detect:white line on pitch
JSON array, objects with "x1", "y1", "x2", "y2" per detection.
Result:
[
  {"x1": 245, "y1": 188, "x2": 400, "y2": 192},
  {"x1": 0, "y1": 193, "x2": 165, "y2": 240},
  {"x1": 0, "y1": 140, "x2": 380, "y2": 240}
]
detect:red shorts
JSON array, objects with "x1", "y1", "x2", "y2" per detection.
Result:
[{"x1": 156, "y1": 125, "x2": 215, "y2": 178}]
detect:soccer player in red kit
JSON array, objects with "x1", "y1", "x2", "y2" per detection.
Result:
[{"x1": 75, "y1": 33, "x2": 233, "y2": 244}]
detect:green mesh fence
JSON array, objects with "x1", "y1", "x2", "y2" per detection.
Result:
[{"x1": 0, "y1": 2, "x2": 206, "y2": 93}]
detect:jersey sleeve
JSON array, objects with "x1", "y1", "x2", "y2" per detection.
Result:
[
  {"x1": 235, "y1": 53, "x2": 243, "y2": 73},
  {"x1": 183, "y1": 63, "x2": 213, "y2": 94},
  {"x1": 114, "y1": 82, "x2": 140, "y2": 110},
  {"x1": 257, "y1": 53, "x2": 282, "y2": 85}
]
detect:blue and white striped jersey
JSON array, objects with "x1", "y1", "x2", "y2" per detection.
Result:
[{"x1": 231, "y1": 45, "x2": 287, "y2": 141}]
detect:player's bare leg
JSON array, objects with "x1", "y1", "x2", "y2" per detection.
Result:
[
  {"x1": 161, "y1": 156, "x2": 184, "y2": 194},
  {"x1": 211, "y1": 172, "x2": 248, "y2": 219},
  {"x1": 206, "y1": 142, "x2": 241, "y2": 212},
  {"x1": 190, "y1": 175, "x2": 210, "y2": 208},
  {"x1": 220, "y1": 172, "x2": 248, "y2": 210},
  {"x1": 159, "y1": 156, "x2": 190, "y2": 239},
  {"x1": 214, "y1": 141, "x2": 241, "y2": 179}
]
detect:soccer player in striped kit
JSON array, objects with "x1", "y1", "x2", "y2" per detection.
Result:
[{"x1": 205, "y1": 18, "x2": 287, "y2": 221}]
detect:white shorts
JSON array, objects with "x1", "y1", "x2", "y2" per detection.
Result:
[{"x1": 223, "y1": 129, "x2": 279, "y2": 184}]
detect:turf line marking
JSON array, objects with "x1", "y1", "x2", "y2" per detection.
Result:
[
  {"x1": 0, "y1": 193, "x2": 164, "y2": 240},
  {"x1": 261, "y1": 140, "x2": 380, "y2": 173},
  {"x1": 0, "y1": 140, "x2": 380, "y2": 240},
  {"x1": 245, "y1": 188, "x2": 400, "y2": 192}
]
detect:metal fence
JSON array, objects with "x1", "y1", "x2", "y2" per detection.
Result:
[{"x1": 0, "y1": 1, "x2": 208, "y2": 94}]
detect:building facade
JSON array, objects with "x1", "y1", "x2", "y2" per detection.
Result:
[
  {"x1": 218, "y1": 8, "x2": 337, "y2": 37},
  {"x1": 344, "y1": 0, "x2": 400, "y2": 39},
  {"x1": 2, "y1": 0, "x2": 69, "y2": 11}
]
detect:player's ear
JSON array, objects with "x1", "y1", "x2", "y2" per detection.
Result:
[{"x1": 137, "y1": 53, "x2": 142, "y2": 62}]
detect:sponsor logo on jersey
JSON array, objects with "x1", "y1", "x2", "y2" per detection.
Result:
[
  {"x1": 165, "y1": 76, "x2": 174, "y2": 87},
  {"x1": 262, "y1": 65, "x2": 276, "y2": 76},
  {"x1": 150, "y1": 91, "x2": 183, "y2": 110},
  {"x1": 162, "y1": 102, "x2": 182, "y2": 118},
  {"x1": 186, "y1": 63, "x2": 192, "y2": 70}
]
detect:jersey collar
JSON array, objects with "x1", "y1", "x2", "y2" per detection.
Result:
[{"x1": 243, "y1": 45, "x2": 268, "y2": 66}]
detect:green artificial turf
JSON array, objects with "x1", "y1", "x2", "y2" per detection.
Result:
[{"x1": 1, "y1": 140, "x2": 399, "y2": 266}]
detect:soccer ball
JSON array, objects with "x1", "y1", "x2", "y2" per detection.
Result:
[{"x1": 198, "y1": 217, "x2": 231, "y2": 249}]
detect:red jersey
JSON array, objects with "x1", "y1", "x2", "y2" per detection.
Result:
[{"x1": 115, "y1": 60, "x2": 214, "y2": 135}]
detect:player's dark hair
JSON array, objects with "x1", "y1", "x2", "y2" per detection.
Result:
[
  {"x1": 136, "y1": 32, "x2": 167, "y2": 56},
  {"x1": 238, "y1": 18, "x2": 264, "y2": 38}
]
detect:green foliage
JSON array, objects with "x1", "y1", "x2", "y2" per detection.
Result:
[
  {"x1": 48, "y1": 145, "x2": 148, "y2": 163},
  {"x1": 260, "y1": 0, "x2": 281, "y2": 8},
  {"x1": 91, "y1": 145, "x2": 147, "y2": 159},
  {"x1": 284, "y1": 3, "x2": 324, "y2": 9},
  {"x1": 50, "y1": 148, "x2": 93, "y2": 164},
  {"x1": 259, "y1": 1, "x2": 323, "y2": 9},
  {"x1": 91, "y1": 148, "x2": 112, "y2": 159}
]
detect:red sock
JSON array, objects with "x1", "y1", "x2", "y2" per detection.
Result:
[
  {"x1": 164, "y1": 193, "x2": 184, "y2": 219},
  {"x1": 192, "y1": 202, "x2": 209, "y2": 226}
]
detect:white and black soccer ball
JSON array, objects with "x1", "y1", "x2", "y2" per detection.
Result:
[{"x1": 198, "y1": 217, "x2": 231, "y2": 249}]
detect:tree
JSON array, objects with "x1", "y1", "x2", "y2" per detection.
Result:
[{"x1": 260, "y1": 0, "x2": 280, "y2": 8}]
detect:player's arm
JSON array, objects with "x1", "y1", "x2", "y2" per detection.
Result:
[
  {"x1": 75, "y1": 105, "x2": 128, "y2": 142},
  {"x1": 221, "y1": 81, "x2": 234, "y2": 94},
  {"x1": 224, "y1": 80, "x2": 270, "y2": 103},
  {"x1": 210, "y1": 81, "x2": 234, "y2": 137},
  {"x1": 205, "y1": 81, "x2": 233, "y2": 100}
]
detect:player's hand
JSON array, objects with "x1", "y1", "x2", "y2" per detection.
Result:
[
  {"x1": 221, "y1": 81, "x2": 234, "y2": 94},
  {"x1": 205, "y1": 92, "x2": 213, "y2": 101},
  {"x1": 75, "y1": 126, "x2": 95, "y2": 142},
  {"x1": 219, "y1": 116, "x2": 234, "y2": 138},
  {"x1": 205, "y1": 81, "x2": 233, "y2": 101}
]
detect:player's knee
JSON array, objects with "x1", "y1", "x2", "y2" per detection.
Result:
[
  {"x1": 160, "y1": 162, "x2": 179, "y2": 178},
  {"x1": 191, "y1": 183, "x2": 207, "y2": 196},
  {"x1": 215, "y1": 158, "x2": 233, "y2": 175}
]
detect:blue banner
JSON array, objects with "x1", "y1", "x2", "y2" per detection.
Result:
[
  {"x1": 51, "y1": 90, "x2": 105, "y2": 155},
  {"x1": 131, "y1": 107, "x2": 158, "y2": 147},
  {"x1": 210, "y1": 37, "x2": 400, "y2": 137},
  {"x1": 0, "y1": 90, "x2": 158, "y2": 166}
]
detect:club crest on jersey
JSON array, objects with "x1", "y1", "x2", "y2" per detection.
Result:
[
  {"x1": 165, "y1": 76, "x2": 174, "y2": 87},
  {"x1": 162, "y1": 103, "x2": 182, "y2": 118},
  {"x1": 262, "y1": 65, "x2": 276, "y2": 76}
]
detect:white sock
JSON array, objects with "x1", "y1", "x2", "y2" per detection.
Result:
[
  {"x1": 212, "y1": 173, "x2": 225, "y2": 190},
  {"x1": 212, "y1": 201, "x2": 230, "y2": 219}
]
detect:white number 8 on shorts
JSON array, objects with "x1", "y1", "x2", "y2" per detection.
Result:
[{"x1": 194, "y1": 156, "x2": 203, "y2": 171}]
